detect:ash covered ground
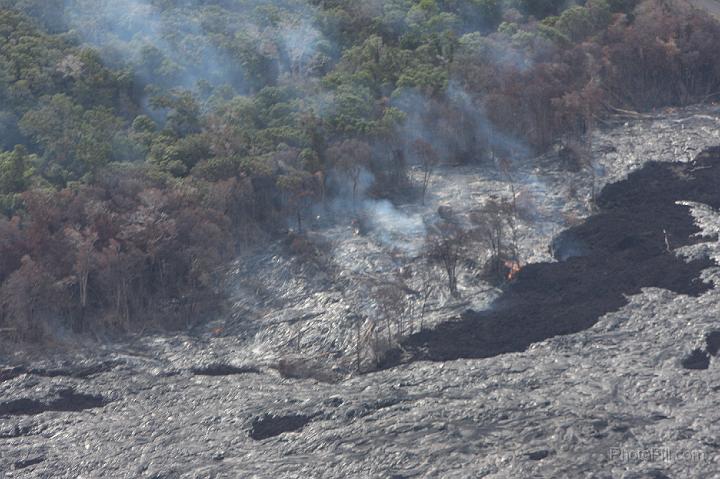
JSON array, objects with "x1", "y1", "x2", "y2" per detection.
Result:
[{"x1": 3, "y1": 105, "x2": 720, "y2": 477}]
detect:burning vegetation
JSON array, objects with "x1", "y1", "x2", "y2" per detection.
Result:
[
  {"x1": 1, "y1": 0, "x2": 720, "y2": 345},
  {"x1": 504, "y1": 260, "x2": 522, "y2": 281},
  {"x1": 380, "y1": 148, "x2": 720, "y2": 368}
]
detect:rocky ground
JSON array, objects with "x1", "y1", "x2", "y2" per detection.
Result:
[
  {"x1": 381, "y1": 143, "x2": 720, "y2": 366},
  {"x1": 2, "y1": 104, "x2": 720, "y2": 478}
]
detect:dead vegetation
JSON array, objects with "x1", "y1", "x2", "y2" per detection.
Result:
[{"x1": 380, "y1": 148, "x2": 720, "y2": 368}]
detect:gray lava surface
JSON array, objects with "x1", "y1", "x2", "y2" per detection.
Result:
[{"x1": 2, "y1": 106, "x2": 720, "y2": 478}]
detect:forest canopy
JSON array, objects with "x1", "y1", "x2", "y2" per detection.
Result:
[{"x1": 1, "y1": 0, "x2": 719, "y2": 340}]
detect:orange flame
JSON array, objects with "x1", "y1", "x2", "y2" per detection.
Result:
[{"x1": 505, "y1": 260, "x2": 521, "y2": 281}]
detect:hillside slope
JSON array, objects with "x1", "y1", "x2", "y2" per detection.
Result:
[{"x1": 2, "y1": 107, "x2": 720, "y2": 478}]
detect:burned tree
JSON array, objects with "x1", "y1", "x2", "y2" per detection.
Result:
[
  {"x1": 412, "y1": 139, "x2": 440, "y2": 204},
  {"x1": 559, "y1": 136, "x2": 598, "y2": 211},
  {"x1": 496, "y1": 158, "x2": 522, "y2": 265},
  {"x1": 0, "y1": 256, "x2": 63, "y2": 341},
  {"x1": 470, "y1": 198, "x2": 518, "y2": 282},
  {"x1": 277, "y1": 169, "x2": 318, "y2": 233},
  {"x1": 65, "y1": 227, "x2": 98, "y2": 313},
  {"x1": 327, "y1": 139, "x2": 372, "y2": 208},
  {"x1": 415, "y1": 266, "x2": 436, "y2": 332},
  {"x1": 554, "y1": 81, "x2": 602, "y2": 210},
  {"x1": 425, "y1": 219, "x2": 468, "y2": 298},
  {"x1": 373, "y1": 280, "x2": 410, "y2": 342}
]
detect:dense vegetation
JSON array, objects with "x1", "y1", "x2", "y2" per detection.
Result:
[{"x1": 1, "y1": 0, "x2": 719, "y2": 340}]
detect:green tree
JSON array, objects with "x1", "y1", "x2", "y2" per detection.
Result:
[
  {"x1": 0, "y1": 145, "x2": 35, "y2": 194},
  {"x1": 149, "y1": 90, "x2": 202, "y2": 137},
  {"x1": 515, "y1": 0, "x2": 567, "y2": 19},
  {"x1": 19, "y1": 94, "x2": 81, "y2": 182},
  {"x1": 0, "y1": 145, "x2": 36, "y2": 214},
  {"x1": 76, "y1": 107, "x2": 125, "y2": 176}
]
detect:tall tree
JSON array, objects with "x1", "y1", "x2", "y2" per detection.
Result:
[
  {"x1": 327, "y1": 139, "x2": 372, "y2": 208},
  {"x1": 412, "y1": 138, "x2": 439, "y2": 204}
]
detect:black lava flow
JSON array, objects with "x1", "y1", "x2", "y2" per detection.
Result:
[{"x1": 380, "y1": 147, "x2": 720, "y2": 368}]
